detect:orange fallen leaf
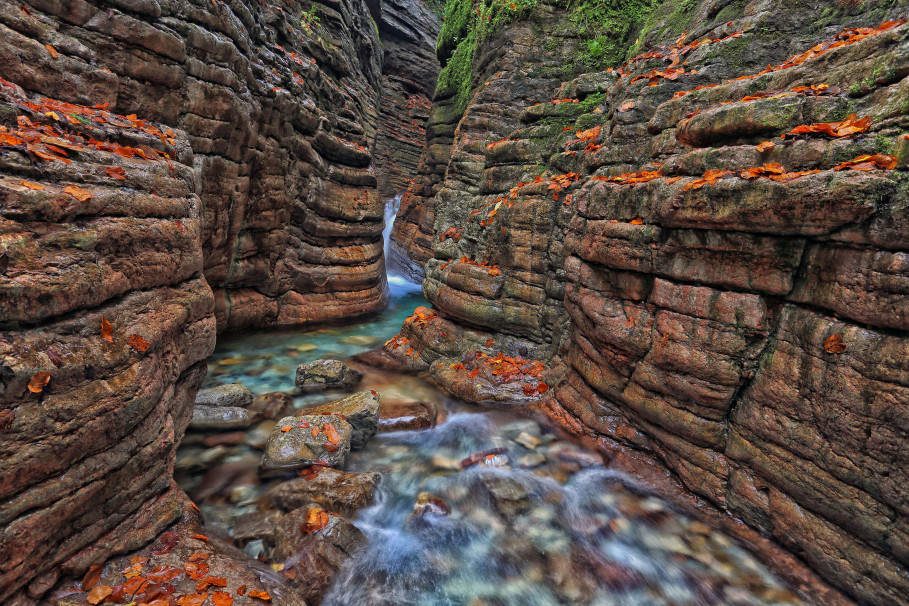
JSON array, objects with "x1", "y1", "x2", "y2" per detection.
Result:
[
  {"x1": 823, "y1": 334, "x2": 846, "y2": 354},
  {"x1": 187, "y1": 552, "x2": 210, "y2": 563},
  {"x1": 197, "y1": 576, "x2": 228, "y2": 592},
  {"x1": 756, "y1": 141, "x2": 776, "y2": 153},
  {"x1": 19, "y1": 180, "x2": 45, "y2": 190},
  {"x1": 485, "y1": 338, "x2": 495, "y2": 348},
  {"x1": 212, "y1": 591, "x2": 234, "y2": 606},
  {"x1": 281, "y1": 425, "x2": 292, "y2": 432},
  {"x1": 191, "y1": 534, "x2": 210, "y2": 542},
  {"x1": 630, "y1": 218, "x2": 644, "y2": 225},
  {"x1": 618, "y1": 100, "x2": 635, "y2": 112},
  {"x1": 176, "y1": 594, "x2": 209, "y2": 606},
  {"x1": 311, "y1": 426, "x2": 320, "y2": 438},
  {"x1": 184, "y1": 561, "x2": 209, "y2": 581},
  {"x1": 145, "y1": 564, "x2": 184, "y2": 583},
  {"x1": 127, "y1": 333, "x2": 150, "y2": 352},
  {"x1": 45, "y1": 44, "x2": 58, "y2": 58},
  {"x1": 236, "y1": 585, "x2": 247, "y2": 596},
  {"x1": 248, "y1": 591, "x2": 272, "y2": 601},
  {"x1": 467, "y1": 367, "x2": 480, "y2": 378},
  {"x1": 28, "y1": 372, "x2": 51, "y2": 394},
  {"x1": 301, "y1": 506, "x2": 330, "y2": 533},
  {"x1": 323, "y1": 423, "x2": 342, "y2": 445},
  {"x1": 537, "y1": 382, "x2": 550, "y2": 394},
  {"x1": 86, "y1": 585, "x2": 113, "y2": 605},
  {"x1": 81, "y1": 563, "x2": 104, "y2": 591},
  {"x1": 63, "y1": 185, "x2": 93, "y2": 202},
  {"x1": 106, "y1": 166, "x2": 127, "y2": 180}
]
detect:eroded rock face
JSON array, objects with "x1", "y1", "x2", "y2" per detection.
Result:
[
  {"x1": 0, "y1": 0, "x2": 436, "y2": 602},
  {"x1": 0, "y1": 76, "x2": 216, "y2": 603},
  {"x1": 373, "y1": 0, "x2": 441, "y2": 196},
  {"x1": 388, "y1": 1, "x2": 909, "y2": 603}
]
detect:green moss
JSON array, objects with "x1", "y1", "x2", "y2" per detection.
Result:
[
  {"x1": 625, "y1": 0, "x2": 696, "y2": 59},
  {"x1": 435, "y1": 0, "x2": 655, "y2": 114},
  {"x1": 569, "y1": 0, "x2": 661, "y2": 69},
  {"x1": 435, "y1": 0, "x2": 540, "y2": 113}
]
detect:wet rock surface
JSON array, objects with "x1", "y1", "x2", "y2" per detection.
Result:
[
  {"x1": 266, "y1": 467, "x2": 381, "y2": 514},
  {"x1": 379, "y1": 400, "x2": 437, "y2": 432},
  {"x1": 295, "y1": 359, "x2": 364, "y2": 393},
  {"x1": 262, "y1": 415, "x2": 353, "y2": 471},
  {"x1": 190, "y1": 406, "x2": 257, "y2": 431},
  {"x1": 271, "y1": 505, "x2": 368, "y2": 605},
  {"x1": 386, "y1": 1, "x2": 909, "y2": 603},
  {"x1": 297, "y1": 390, "x2": 380, "y2": 448},
  {"x1": 195, "y1": 384, "x2": 254, "y2": 408}
]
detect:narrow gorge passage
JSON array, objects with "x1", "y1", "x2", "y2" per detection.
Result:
[{"x1": 0, "y1": 0, "x2": 907, "y2": 605}]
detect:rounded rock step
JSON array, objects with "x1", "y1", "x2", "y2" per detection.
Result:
[
  {"x1": 297, "y1": 390, "x2": 379, "y2": 448},
  {"x1": 194, "y1": 384, "x2": 254, "y2": 408},
  {"x1": 261, "y1": 415, "x2": 353, "y2": 471},
  {"x1": 294, "y1": 359, "x2": 363, "y2": 393}
]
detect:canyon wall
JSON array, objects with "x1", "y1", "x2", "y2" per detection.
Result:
[
  {"x1": 0, "y1": 0, "x2": 437, "y2": 602},
  {"x1": 386, "y1": 0, "x2": 909, "y2": 603}
]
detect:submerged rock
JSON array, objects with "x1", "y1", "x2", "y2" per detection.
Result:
[
  {"x1": 379, "y1": 401, "x2": 437, "y2": 432},
  {"x1": 195, "y1": 384, "x2": 254, "y2": 408},
  {"x1": 413, "y1": 492, "x2": 452, "y2": 517},
  {"x1": 295, "y1": 359, "x2": 363, "y2": 393},
  {"x1": 233, "y1": 511, "x2": 284, "y2": 547},
  {"x1": 261, "y1": 415, "x2": 353, "y2": 471},
  {"x1": 190, "y1": 405, "x2": 256, "y2": 430},
  {"x1": 265, "y1": 467, "x2": 381, "y2": 513},
  {"x1": 249, "y1": 392, "x2": 295, "y2": 419},
  {"x1": 299, "y1": 391, "x2": 379, "y2": 448}
]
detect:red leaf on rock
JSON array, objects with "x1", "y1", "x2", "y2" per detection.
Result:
[
  {"x1": 46, "y1": 349, "x2": 64, "y2": 367},
  {"x1": 537, "y1": 382, "x2": 550, "y2": 394},
  {"x1": 236, "y1": 585, "x2": 247, "y2": 596},
  {"x1": 187, "y1": 552, "x2": 210, "y2": 563},
  {"x1": 63, "y1": 185, "x2": 93, "y2": 202},
  {"x1": 191, "y1": 534, "x2": 210, "y2": 542},
  {"x1": 86, "y1": 585, "x2": 112, "y2": 605},
  {"x1": 128, "y1": 334, "x2": 150, "y2": 352},
  {"x1": 176, "y1": 594, "x2": 209, "y2": 606},
  {"x1": 823, "y1": 334, "x2": 847, "y2": 354},
  {"x1": 28, "y1": 372, "x2": 51, "y2": 393},
  {"x1": 248, "y1": 590, "x2": 272, "y2": 601},
  {"x1": 197, "y1": 576, "x2": 227, "y2": 592},
  {"x1": 301, "y1": 506, "x2": 330, "y2": 533},
  {"x1": 145, "y1": 565, "x2": 184, "y2": 584},
  {"x1": 212, "y1": 591, "x2": 233, "y2": 606},
  {"x1": 184, "y1": 561, "x2": 209, "y2": 581},
  {"x1": 101, "y1": 317, "x2": 114, "y2": 343},
  {"x1": 323, "y1": 423, "x2": 342, "y2": 445},
  {"x1": 81, "y1": 563, "x2": 104, "y2": 591},
  {"x1": 106, "y1": 166, "x2": 127, "y2": 180},
  {"x1": 467, "y1": 367, "x2": 480, "y2": 378},
  {"x1": 45, "y1": 44, "x2": 58, "y2": 58}
]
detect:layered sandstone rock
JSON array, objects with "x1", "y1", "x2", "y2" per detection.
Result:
[
  {"x1": 373, "y1": 0, "x2": 440, "y2": 196},
  {"x1": 387, "y1": 1, "x2": 909, "y2": 603},
  {"x1": 0, "y1": 0, "x2": 436, "y2": 602}
]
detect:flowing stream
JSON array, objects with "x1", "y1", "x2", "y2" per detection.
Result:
[{"x1": 177, "y1": 199, "x2": 805, "y2": 605}]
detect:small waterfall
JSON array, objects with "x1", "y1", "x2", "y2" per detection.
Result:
[
  {"x1": 382, "y1": 194, "x2": 402, "y2": 263},
  {"x1": 383, "y1": 195, "x2": 422, "y2": 294}
]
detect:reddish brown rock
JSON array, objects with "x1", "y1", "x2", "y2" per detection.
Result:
[{"x1": 386, "y1": 3, "x2": 909, "y2": 604}]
